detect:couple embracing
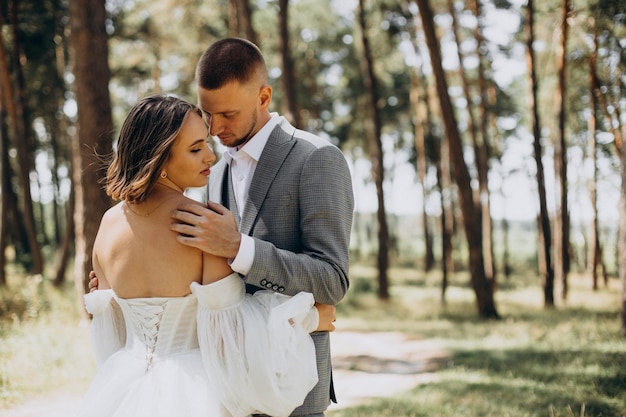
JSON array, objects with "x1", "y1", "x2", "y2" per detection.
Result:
[{"x1": 74, "y1": 37, "x2": 354, "y2": 417}]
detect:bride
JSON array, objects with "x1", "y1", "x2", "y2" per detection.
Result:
[{"x1": 74, "y1": 95, "x2": 336, "y2": 417}]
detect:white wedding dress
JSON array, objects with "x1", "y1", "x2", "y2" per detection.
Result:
[{"x1": 74, "y1": 273, "x2": 318, "y2": 417}]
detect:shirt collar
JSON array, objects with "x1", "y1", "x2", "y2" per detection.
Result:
[{"x1": 224, "y1": 113, "x2": 280, "y2": 163}]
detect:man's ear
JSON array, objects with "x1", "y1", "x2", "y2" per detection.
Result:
[{"x1": 259, "y1": 85, "x2": 272, "y2": 110}]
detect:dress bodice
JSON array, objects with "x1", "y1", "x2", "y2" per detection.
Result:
[
  {"x1": 115, "y1": 294, "x2": 199, "y2": 370},
  {"x1": 81, "y1": 273, "x2": 318, "y2": 417}
]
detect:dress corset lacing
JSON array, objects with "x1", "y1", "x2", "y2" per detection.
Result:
[
  {"x1": 131, "y1": 302, "x2": 165, "y2": 372},
  {"x1": 116, "y1": 295, "x2": 199, "y2": 373}
]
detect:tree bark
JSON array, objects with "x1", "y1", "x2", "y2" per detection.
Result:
[
  {"x1": 278, "y1": 0, "x2": 302, "y2": 128},
  {"x1": 467, "y1": 0, "x2": 496, "y2": 289},
  {"x1": 0, "y1": 87, "x2": 7, "y2": 285},
  {"x1": 357, "y1": 0, "x2": 390, "y2": 300},
  {"x1": 415, "y1": 0, "x2": 498, "y2": 318},
  {"x1": 554, "y1": 0, "x2": 571, "y2": 301},
  {"x1": 524, "y1": 0, "x2": 554, "y2": 307},
  {"x1": 229, "y1": 0, "x2": 257, "y2": 45},
  {"x1": 588, "y1": 20, "x2": 601, "y2": 291},
  {"x1": 54, "y1": 183, "x2": 75, "y2": 287},
  {"x1": 620, "y1": 91, "x2": 626, "y2": 335},
  {"x1": 405, "y1": 6, "x2": 435, "y2": 272},
  {"x1": 1, "y1": 1, "x2": 44, "y2": 274},
  {"x1": 68, "y1": 0, "x2": 114, "y2": 314}
]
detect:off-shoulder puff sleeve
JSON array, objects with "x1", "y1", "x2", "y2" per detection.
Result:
[
  {"x1": 191, "y1": 274, "x2": 318, "y2": 417},
  {"x1": 84, "y1": 290, "x2": 126, "y2": 366}
]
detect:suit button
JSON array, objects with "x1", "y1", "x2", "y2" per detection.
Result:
[
  {"x1": 266, "y1": 282, "x2": 273, "y2": 289},
  {"x1": 278, "y1": 287, "x2": 285, "y2": 292},
  {"x1": 272, "y1": 285, "x2": 278, "y2": 291},
  {"x1": 260, "y1": 279, "x2": 267, "y2": 286}
]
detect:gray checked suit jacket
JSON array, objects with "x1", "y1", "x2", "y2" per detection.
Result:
[{"x1": 208, "y1": 117, "x2": 354, "y2": 416}]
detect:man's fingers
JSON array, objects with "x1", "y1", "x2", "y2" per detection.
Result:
[
  {"x1": 174, "y1": 234, "x2": 205, "y2": 250},
  {"x1": 170, "y1": 222, "x2": 202, "y2": 237},
  {"x1": 171, "y1": 209, "x2": 202, "y2": 225},
  {"x1": 205, "y1": 200, "x2": 228, "y2": 215}
]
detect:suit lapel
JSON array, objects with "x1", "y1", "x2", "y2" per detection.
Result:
[
  {"x1": 208, "y1": 158, "x2": 227, "y2": 203},
  {"x1": 226, "y1": 171, "x2": 241, "y2": 228},
  {"x1": 239, "y1": 119, "x2": 295, "y2": 235},
  {"x1": 208, "y1": 159, "x2": 241, "y2": 229}
]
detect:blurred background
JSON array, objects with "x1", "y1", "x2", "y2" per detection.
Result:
[{"x1": 1, "y1": 0, "x2": 625, "y2": 415}]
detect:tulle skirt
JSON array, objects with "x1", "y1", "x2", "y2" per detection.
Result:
[{"x1": 74, "y1": 348, "x2": 230, "y2": 417}]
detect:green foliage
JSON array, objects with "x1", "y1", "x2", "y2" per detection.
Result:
[{"x1": 0, "y1": 275, "x2": 49, "y2": 328}]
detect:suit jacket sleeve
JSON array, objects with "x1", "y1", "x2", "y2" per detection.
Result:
[{"x1": 244, "y1": 136, "x2": 354, "y2": 305}]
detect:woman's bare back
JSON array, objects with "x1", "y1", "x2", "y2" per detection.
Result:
[{"x1": 93, "y1": 194, "x2": 208, "y2": 298}]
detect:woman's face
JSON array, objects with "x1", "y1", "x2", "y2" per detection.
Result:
[{"x1": 161, "y1": 112, "x2": 215, "y2": 191}]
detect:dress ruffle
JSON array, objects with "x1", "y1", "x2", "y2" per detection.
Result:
[
  {"x1": 192, "y1": 274, "x2": 318, "y2": 417},
  {"x1": 78, "y1": 274, "x2": 319, "y2": 417}
]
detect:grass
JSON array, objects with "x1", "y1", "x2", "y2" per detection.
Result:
[
  {"x1": 330, "y1": 265, "x2": 626, "y2": 417},
  {"x1": 0, "y1": 274, "x2": 95, "y2": 409},
  {"x1": 0, "y1": 264, "x2": 625, "y2": 416}
]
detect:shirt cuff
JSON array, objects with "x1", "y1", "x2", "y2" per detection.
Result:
[
  {"x1": 229, "y1": 233, "x2": 254, "y2": 276},
  {"x1": 297, "y1": 306, "x2": 320, "y2": 333}
]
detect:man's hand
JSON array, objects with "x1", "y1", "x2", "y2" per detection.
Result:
[
  {"x1": 88, "y1": 270, "x2": 99, "y2": 293},
  {"x1": 170, "y1": 201, "x2": 241, "y2": 259},
  {"x1": 314, "y1": 303, "x2": 336, "y2": 332}
]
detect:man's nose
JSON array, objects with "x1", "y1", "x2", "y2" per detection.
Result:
[{"x1": 209, "y1": 118, "x2": 223, "y2": 136}]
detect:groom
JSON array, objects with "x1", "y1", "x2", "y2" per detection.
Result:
[{"x1": 170, "y1": 38, "x2": 354, "y2": 416}]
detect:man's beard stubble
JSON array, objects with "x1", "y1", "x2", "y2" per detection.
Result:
[{"x1": 229, "y1": 110, "x2": 258, "y2": 149}]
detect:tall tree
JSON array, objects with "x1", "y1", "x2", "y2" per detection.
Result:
[
  {"x1": 356, "y1": 0, "x2": 390, "y2": 300},
  {"x1": 410, "y1": 72, "x2": 435, "y2": 272},
  {"x1": 467, "y1": 0, "x2": 496, "y2": 288},
  {"x1": 405, "y1": 1, "x2": 435, "y2": 272},
  {"x1": 68, "y1": 0, "x2": 113, "y2": 310},
  {"x1": 0, "y1": 86, "x2": 7, "y2": 285},
  {"x1": 278, "y1": 0, "x2": 302, "y2": 128},
  {"x1": 553, "y1": 0, "x2": 571, "y2": 301},
  {"x1": 415, "y1": 0, "x2": 498, "y2": 318},
  {"x1": 524, "y1": 0, "x2": 554, "y2": 307},
  {"x1": 1, "y1": 0, "x2": 44, "y2": 274},
  {"x1": 229, "y1": 0, "x2": 257, "y2": 45},
  {"x1": 587, "y1": 21, "x2": 601, "y2": 291}
]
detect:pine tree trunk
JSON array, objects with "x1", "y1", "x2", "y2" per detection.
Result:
[
  {"x1": 357, "y1": 0, "x2": 390, "y2": 300},
  {"x1": 554, "y1": 0, "x2": 571, "y2": 301},
  {"x1": 68, "y1": 0, "x2": 114, "y2": 315},
  {"x1": 0, "y1": 89, "x2": 7, "y2": 286},
  {"x1": 278, "y1": 0, "x2": 302, "y2": 128},
  {"x1": 524, "y1": 0, "x2": 554, "y2": 307},
  {"x1": 588, "y1": 22, "x2": 600, "y2": 291},
  {"x1": 416, "y1": 0, "x2": 498, "y2": 318},
  {"x1": 1, "y1": 4, "x2": 44, "y2": 274},
  {"x1": 467, "y1": 0, "x2": 496, "y2": 290},
  {"x1": 410, "y1": 70, "x2": 435, "y2": 272}
]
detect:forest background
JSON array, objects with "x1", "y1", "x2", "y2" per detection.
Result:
[{"x1": 0, "y1": 0, "x2": 625, "y2": 415}]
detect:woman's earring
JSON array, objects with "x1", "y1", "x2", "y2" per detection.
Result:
[{"x1": 160, "y1": 171, "x2": 167, "y2": 178}]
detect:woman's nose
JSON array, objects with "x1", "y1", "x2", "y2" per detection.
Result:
[{"x1": 205, "y1": 146, "x2": 216, "y2": 163}]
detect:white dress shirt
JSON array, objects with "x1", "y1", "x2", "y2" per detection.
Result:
[{"x1": 224, "y1": 114, "x2": 280, "y2": 276}]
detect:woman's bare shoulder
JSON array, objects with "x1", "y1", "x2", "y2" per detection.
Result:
[
  {"x1": 167, "y1": 194, "x2": 206, "y2": 210},
  {"x1": 100, "y1": 201, "x2": 125, "y2": 223}
]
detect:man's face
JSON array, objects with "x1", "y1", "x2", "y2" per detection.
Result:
[{"x1": 197, "y1": 81, "x2": 269, "y2": 149}]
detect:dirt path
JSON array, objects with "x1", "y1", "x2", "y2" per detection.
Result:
[
  {"x1": 2, "y1": 331, "x2": 449, "y2": 416},
  {"x1": 328, "y1": 330, "x2": 449, "y2": 410}
]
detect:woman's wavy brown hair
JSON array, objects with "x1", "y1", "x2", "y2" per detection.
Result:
[{"x1": 106, "y1": 95, "x2": 201, "y2": 203}]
